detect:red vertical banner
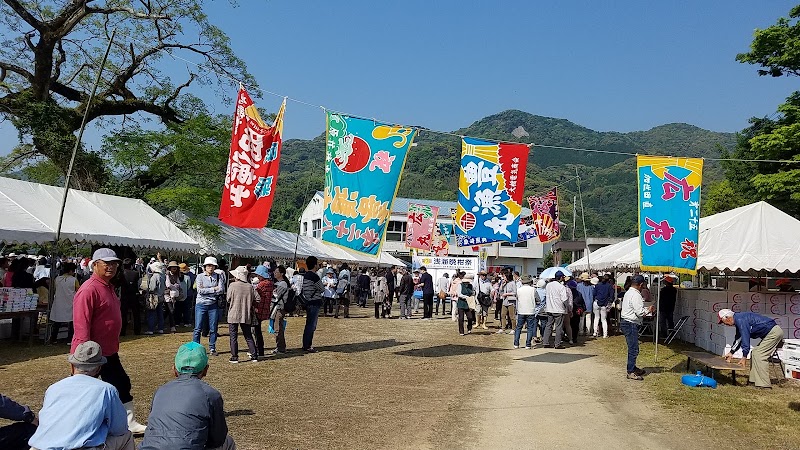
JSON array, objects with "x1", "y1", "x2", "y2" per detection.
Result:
[{"x1": 219, "y1": 87, "x2": 285, "y2": 228}]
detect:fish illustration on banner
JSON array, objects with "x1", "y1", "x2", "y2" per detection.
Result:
[
  {"x1": 321, "y1": 112, "x2": 416, "y2": 255},
  {"x1": 219, "y1": 87, "x2": 286, "y2": 228},
  {"x1": 406, "y1": 203, "x2": 439, "y2": 251},
  {"x1": 527, "y1": 188, "x2": 560, "y2": 243},
  {"x1": 637, "y1": 156, "x2": 703, "y2": 274},
  {"x1": 455, "y1": 138, "x2": 530, "y2": 243}
]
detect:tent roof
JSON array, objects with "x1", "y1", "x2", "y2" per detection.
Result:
[
  {"x1": 0, "y1": 177, "x2": 199, "y2": 251},
  {"x1": 568, "y1": 201, "x2": 800, "y2": 273},
  {"x1": 180, "y1": 215, "x2": 406, "y2": 267}
]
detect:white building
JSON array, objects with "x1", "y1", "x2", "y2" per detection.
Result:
[{"x1": 299, "y1": 192, "x2": 550, "y2": 275}]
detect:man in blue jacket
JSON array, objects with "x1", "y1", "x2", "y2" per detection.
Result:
[{"x1": 719, "y1": 309, "x2": 784, "y2": 389}]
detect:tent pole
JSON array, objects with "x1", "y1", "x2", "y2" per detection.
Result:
[
  {"x1": 654, "y1": 271, "x2": 661, "y2": 363},
  {"x1": 46, "y1": 31, "x2": 116, "y2": 344}
]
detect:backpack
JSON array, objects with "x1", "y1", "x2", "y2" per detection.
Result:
[
  {"x1": 283, "y1": 289, "x2": 298, "y2": 314},
  {"x1": 461, "y1": 282, "x2": 475, "y2": 297}
]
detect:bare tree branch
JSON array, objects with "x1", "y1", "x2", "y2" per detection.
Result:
[
  {"x1": 164, "y1": 73, "x2": 196, "y2": 107},
  {"x1": 86, "y1": 6, "x2": 170, "y2": 20},
  {"x1": 0, "y1": 61, "x2": 33, "y2": 81}
]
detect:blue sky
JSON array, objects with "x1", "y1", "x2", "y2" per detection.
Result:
[{"x1": 1, "y1": 0, "x2": 798, "y2": 153}]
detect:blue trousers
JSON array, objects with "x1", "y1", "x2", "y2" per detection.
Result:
[
  {"x1": 303, "y1": 304, "x2": 321, "y2": 350},
  {"x1": 514, "y1": 314, "x2": 536, "y2": 347},
  {"x1": 193, "y1": 302, "x2": 219, "y2": 351},
  {"x1": 146, "y1": 303, "x2": 164, "y2": 332},
  {"x1": 621, "y1": 320, "x2": 640, "y2": 374}
]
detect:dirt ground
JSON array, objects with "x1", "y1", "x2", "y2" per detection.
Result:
[{"x1": 0, "y1": 306, "x2": 796, "y2": 449}]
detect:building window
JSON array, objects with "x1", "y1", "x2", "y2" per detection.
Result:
[
  {"x1": 312, "y1": 219, "x2": 321, "y2": 238},
  {"x1": 501, "y1": 240, "x2": 528, "y2": 248},
  {"x1": 302, "y1": 222, "x2": 308, "y2": 235},
  {"x1": 386, "y1": 221, "x2": 407, "y2": 242}
]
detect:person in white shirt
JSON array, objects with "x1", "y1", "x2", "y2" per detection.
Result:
[
  {"x1": 436, "y1": 273, "x2": 450, "y2": 316},
  {"x1": 513, "y1": 275, "x2": 537, "y2": 349},
  {"x1": 542, "y1": 271, "x2": 569, "y2": 348},
  {"x1": 620, "y1": 275, "x2": 655, "y2": 380},
  {"x1": 477, "y1": 272, "x2": 492, "y2": 329}
]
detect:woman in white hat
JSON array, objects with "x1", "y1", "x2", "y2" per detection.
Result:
[
  {"x1": 193, "y1": 256, "x2": 224, "y2": 356},
  {"x1": 226, "y1": 266, "x2": 259, "y2": 363}
]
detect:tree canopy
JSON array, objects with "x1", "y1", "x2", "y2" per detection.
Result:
[{"x1": 0, "y1": 0, "x2": 255, "y2": 190}]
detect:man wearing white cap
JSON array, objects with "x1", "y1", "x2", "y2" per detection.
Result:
[
  {"x1": 194, "y1": 256, "x2": 225, "y2": 356},
  {"x1": 719, "y1": 308, "x2": 784, "y2": 388},
  {"x1": 71, "y1": 248, "x2": 147, "y2": 434},
  {"x1": 30, "y1": 341, "x2": 134, "y2": 450}
]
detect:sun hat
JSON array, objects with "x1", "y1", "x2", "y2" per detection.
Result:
[
  {"x1": 590, "y1": 277, "x2": 599, "y2": 285},
  {"x1": 229, "y1": 266, "x2": 249, "y2": 282},
  {"x1": 179, "y1": 263, "x2": 190, "y2": 273},
  {"x1": 718, "y1": 308, "x2": 734, "y2": 324},
  {"x1": 203, "y1": 256, "x2": 219, "y2": 267},
  {"x1": 463, "y1": 273, "x2": 474, "y2": 280},
  {"x1": 174, "y1": 342, "x2": 209, "y2": 374},
  {"x1": 254, "y1": 265, "x2": 270, "y2": 279},
  {"x1": 167, "y1": 260, "x2": 180, "y2": 270},
  {"x1": 68, "y1": 341, "x2": 107, "y2": 369},
  {"x1": 663, "y1": 275, "x2": 675, "y2": 284},
  {"x1": 326, "y1": 268, "x2": 335, "y2": 274},
  {"x1": 92, "y1": 248, "x2": 121, "y2": 262},
  {"x1": 149, "y1": 261, "x2": 164, "y2": 274},
  {"x1": 536, "y1": 279, "x2": 546, "y2": 288},
  {"x1": 521, "y1": 274, "x2": 534, "y2": 284},
  {"x1": 579, "y1": 272, "x2": 590, "y2": 281}
]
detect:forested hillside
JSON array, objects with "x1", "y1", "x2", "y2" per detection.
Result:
[{"x1": 268, "y1": 110, "x2": 736, "y2": 237}]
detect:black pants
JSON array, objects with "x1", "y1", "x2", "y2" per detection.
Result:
[
  {"x1": 229, "y1": 323, "x2": 257, "y2": 359},
  {"x1": 570, "y1": 314, "x2": 581, "y2": 342},
  {"x1": 458, "y1": 308, "x2": 475, "y2": 334},
  {"x1": 422, "y1": 293, "x2": 434, "y2": 318},
  {"x1": 0, "y1": 422, "x2": 37, "y2": 450},
  {"x1": 335, "y1": 295, "x2": 350, "y2": 318},
  {"x1": 100, "y1": 353, "x2": 133, "y2": 403},
  {"x1": 323, "y1": 297, "x2": 335, "y2": 316},
  {"x1": 120, "y1": 295, "x2": 141, "y2": 336},
  {"x1": 254, "y1": 321, "x2": 265, "y2": 356},
  {"x1": 49, "y1": 321, "x2": 73, "y2": 343}
]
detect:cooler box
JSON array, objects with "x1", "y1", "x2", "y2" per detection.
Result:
[
  {"x1": 783, "y1": 339, "x2": 800, "y2": 364},
  {"x1": 785, "y1": 364, "x2": 800, "y2": 380}
]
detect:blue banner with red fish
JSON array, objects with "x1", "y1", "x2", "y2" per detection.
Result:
[
  {"x1": 637, "y1": 156, "x2": 703, "y2": 275},
  {"x1": 321, "y1": 112, "x2": 416, "y2": 255}
]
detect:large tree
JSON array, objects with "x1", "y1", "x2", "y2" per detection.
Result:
[
  {"x1": 707, "y1": 4, "x2": 800, "y2": 217},
  {"x1": 0, "y1": 0, "x2": 255, "y2": 190}
]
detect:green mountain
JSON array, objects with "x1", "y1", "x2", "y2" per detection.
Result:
[{"x1": 269, "y1": 110, "x2": 736, "y2": 238}]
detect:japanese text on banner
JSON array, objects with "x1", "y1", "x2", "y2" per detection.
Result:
[
  {"x1": 455, "y1": 138, "x2": 529, "y2": 244},
  {"x1": 527, "y1": 188, "x2": 560, "y2": 243},
  {"x1": 637, "y1": 156, "x2": 703, "y2": 274},
  {"x1": 321, "y1": 112, "x2": 415, "y2": 255},
  {"x1": 406, "y1": 203, "x2": 439, "y2": 251},
  {"x1": 219, "y1": 87, "x2": 285, "y2": 228}
]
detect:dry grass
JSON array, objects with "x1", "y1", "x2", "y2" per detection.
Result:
[
  {"x1": 590, "y1": 334, "x2": 800, "y2": 449},
  {"x1": 0, "y1": 309, "x2": 510, "y2": 450}
]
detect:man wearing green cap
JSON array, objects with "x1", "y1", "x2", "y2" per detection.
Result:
[{"x1": 139, "y1": 342, "x2": 236, "y2": 449}]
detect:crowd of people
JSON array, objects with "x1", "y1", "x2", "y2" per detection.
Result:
[{"x1": 1, "y1": 246, "x2": 790, "y2": 449}]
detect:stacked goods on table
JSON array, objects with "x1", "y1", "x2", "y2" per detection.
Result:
[{"x1": 0, "y1": 288, "x2": 39, "y2": 312}]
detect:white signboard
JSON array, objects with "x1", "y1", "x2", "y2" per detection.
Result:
[{"x1": 413, "y1": 255, "x2": 478, "y2": 272}]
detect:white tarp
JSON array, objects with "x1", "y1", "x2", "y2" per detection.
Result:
[
  {"x1": 569, "y1": 201, "x2": 800, "y2": 273},
  {"x1": 0, "y1": 177, "x2": 199, "y2": 251},
  {"x1": 181, "y1": 215, "x2": 406, "y2": 267}
]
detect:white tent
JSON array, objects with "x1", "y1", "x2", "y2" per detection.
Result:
[
  {"x1": 0, "y1": 177, "x2": 199, "y2": 251},
  {"x1": 569, "y1": 201, "x2": 800, "y2": 273},
  {"x1": 179, "y1": 215, "x2": 406, "y2": 267}
]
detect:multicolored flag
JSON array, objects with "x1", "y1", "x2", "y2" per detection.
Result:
[
  {"x1": 219, "y1": 87, "x2": 285, "y2": 228},
  {"x1": 321, "y1": 112, "x2": 416, "y2": 255},
  {"x1": 527, "y1": 188, "x2": 560, "y2": 243},
  {"x1": 637, "y1": 156, "x2": 703, "y2": 274},
  {"x1": 431, "y1": 224, "x2": 450, "y2": 256},
  {"x1": 455, "y1": 138, "x2": 529, "y2": 244},
  {"x1": 516, "y1": 214, "x2": 539, "y2": 242},
  {"x1": 406, "y1": 203, "x2": 439, "y2": 251}
]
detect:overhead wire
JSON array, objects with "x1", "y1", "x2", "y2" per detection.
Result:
[{"x1": 133, "y1": 37, "x2": 800, "y2": 165}]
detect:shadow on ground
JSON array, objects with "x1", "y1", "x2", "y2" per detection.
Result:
[
  {"x1": 395, "y1": 344, "x2": 507, "y2": 358},
  {"x1": 315, "y1": 339, "x2": 413, "y2": 354},
  {"x1": 518, "y1": 352, "x2": 596, "y2": 364}
]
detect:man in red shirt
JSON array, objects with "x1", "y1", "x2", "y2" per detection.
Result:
[{"x1": 71, "y1": 248, "x2": 147, "y2": 434}]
